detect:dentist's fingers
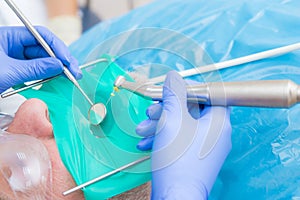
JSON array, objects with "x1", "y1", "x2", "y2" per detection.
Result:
[{"x1": 136, "y1": 136, "x2": 154, "y2": 151}]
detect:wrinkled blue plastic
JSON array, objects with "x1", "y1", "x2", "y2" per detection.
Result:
[{"x1": 70, "y1": 0, "x2": 300, "y2": 199}]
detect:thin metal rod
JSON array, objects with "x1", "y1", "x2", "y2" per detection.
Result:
[
  {"x1": 78, "y1": 86, "x2": 93, "y2": 105},
  {"x1": 4, "y1": 0, "x2": 93, "y2": 105},
  {"x1": 148, "y1": 42, "x2": 300, "y2": 84},
  {"x1": 1, "y1": 76, "x2": 59, "y2": 98},
  {"x1": 62, "y1": 155, "x2": 151, "y2": 196},
  {"x1": 0, "y1": 58, "x2": 108, "y2": 98},
  {"x1": 79, "y1": 58, "x2": 108, "y2": 69}
]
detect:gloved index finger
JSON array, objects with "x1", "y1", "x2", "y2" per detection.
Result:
[
  {"x1": 34, "y1": 27, "x2": 71, "y2": 63},
  {"x1": 136, "y1": 119, "x2": 158, "y2": 137},
  {"x1": 34, "y1": 26, "x2": 81, "y2": 79}
]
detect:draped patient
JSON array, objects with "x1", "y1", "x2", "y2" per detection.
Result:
[
  {"x1": 0, "y1": 26, "x2": 150, "y2": 200},
  {"x1": 0, "y1": 26, "x2": 232, "y2": 200},
  {"x1": 1, "y1": 98, "x2": 150, "y2": 200}
]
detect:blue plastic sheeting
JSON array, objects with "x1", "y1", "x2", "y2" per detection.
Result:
[{"x1": 70, "y1": 0, "x2": 300, "y2": 199}]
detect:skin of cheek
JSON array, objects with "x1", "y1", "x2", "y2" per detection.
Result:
[
  {"x1": 42, "y1": 138, "x2": 84, "y2": 200},
  {"x1": 0, "y1": 175, "x2": 15, "y2": 200},
  {"x1": 4, "y1": 98, "x2": 84, "y2": 199}
]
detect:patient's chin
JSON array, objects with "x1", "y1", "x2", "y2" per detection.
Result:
[{"x1": 7, "y1": 98, "x2": 53, "y2": 138}]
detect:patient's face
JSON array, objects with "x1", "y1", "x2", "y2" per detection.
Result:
[
  {"x1": 1, "y1": 98, "x2": 150, "y2": 200},
  {"x1": 2, "y1": 98, "x2": 84, "y2": 200}
]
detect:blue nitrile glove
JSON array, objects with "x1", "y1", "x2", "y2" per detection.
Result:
[
  {"x1": 0, "y1": 26, "x2": 82, "y2": 93},
  {"x1": 136, "y1": 71, "x2": 232, "y2": 199}
]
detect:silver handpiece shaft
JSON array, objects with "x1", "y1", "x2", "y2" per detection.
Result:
[
  {"x1": 114, "y1": 76, "x2": 300, "y2": 108},
  {"x1": 4, "y1": 0, "x2": 92, "y2": 104}
]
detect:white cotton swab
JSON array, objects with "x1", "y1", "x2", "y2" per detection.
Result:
[{"x1": 148, "y1": 42, "x2": 300, "y2": 84}]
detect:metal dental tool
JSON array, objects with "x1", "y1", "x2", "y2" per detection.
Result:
[
  {"x1": 62, "y1": 155, "x2": 151, "y2": 196},
  {"x1": 115, "y1": 76, "x2": 300, "y2": 159},
  {"x1": 5, "y1": 0, "x2": 107, "y2": 125},
  {"x1": 114, "y1": 76, "x2": 300, "y2": 108}
]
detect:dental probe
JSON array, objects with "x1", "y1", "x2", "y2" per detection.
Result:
[
  {"x1": 114, "y1": 76, "x2": 300, "y2": 108},
  {"x1": 4, "y1": 0, "x2": 91, "y2": 105}
]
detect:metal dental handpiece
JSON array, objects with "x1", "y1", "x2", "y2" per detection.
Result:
[{"x1": 114, "y1": 76, "x2": 300, "y2": 108}]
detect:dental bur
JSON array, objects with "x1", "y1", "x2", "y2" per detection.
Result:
[{"x1": 114, "y1": 76, "x2": 300, "y2": 108}]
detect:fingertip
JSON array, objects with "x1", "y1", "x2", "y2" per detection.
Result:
[
  {"x1": 72, "y1": 68, "x2": 83, "y2": 79},
  {"x1": 135, "y1": 120, "x2": 150, "y2": 135},
  {"x1": 136, "y1": 119, "x2": 157, "y2": 137},
  {"x1": 76, "y1": 71, "x2": 83, "y2": 79},
  {"x1": 137, "y1": 137, "x2": 154, "y2": 151},
  {"x1": 146, "y1": 103, "x2": 163, "y2": 120}
]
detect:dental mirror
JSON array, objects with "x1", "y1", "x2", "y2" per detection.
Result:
[{"x1": 88, "y1": 103, "x2": 107, "y2": 125}]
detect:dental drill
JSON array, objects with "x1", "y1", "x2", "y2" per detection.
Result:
[{"x1": 114, "y1": 76, "x2": 300, "y2": 108}]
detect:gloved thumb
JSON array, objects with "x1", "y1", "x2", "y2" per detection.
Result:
[
  {"x1": 162, "y1": 71, "x2": 188, "y2": 117},
  {"x1": 12, "y1": 57, "x2": 64, "y2": 84},
  {"x1": 152, "y1": 71, "x2": 193, "y2": 170}
]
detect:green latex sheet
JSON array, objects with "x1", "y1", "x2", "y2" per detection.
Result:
[{"x1": 20, "y1": 55, "x2": 152, "y2": 199}]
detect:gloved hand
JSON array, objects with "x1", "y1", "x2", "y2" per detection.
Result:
[
  {"x1": 136, "y1": 71, "x2": 232, "y2": 199},
  {"x1": 0, "y1": 26, "x2": 82, "y2": 93}
]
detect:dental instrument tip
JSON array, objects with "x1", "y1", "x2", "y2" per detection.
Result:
[{"x1": 114, "y1": 76, "x2": 126, "y2": 88}]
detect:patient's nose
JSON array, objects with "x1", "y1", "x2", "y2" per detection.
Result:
[{"x1": 7, "y1": 98, "x2": 53, "y2": 138}]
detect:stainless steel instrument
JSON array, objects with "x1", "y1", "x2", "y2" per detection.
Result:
[
  {"x1": 4, "y1": 0, "x2": 108, "y2": 125},
  {"x1": 4, "y1": 0, "x2": 89, "y2": 102},
  {"x1": 63, "y1": 155, "x2": 150, "y2": 196},
  {"x1": 114, "y1": 76, "x2": 300, "y2": 108}
]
